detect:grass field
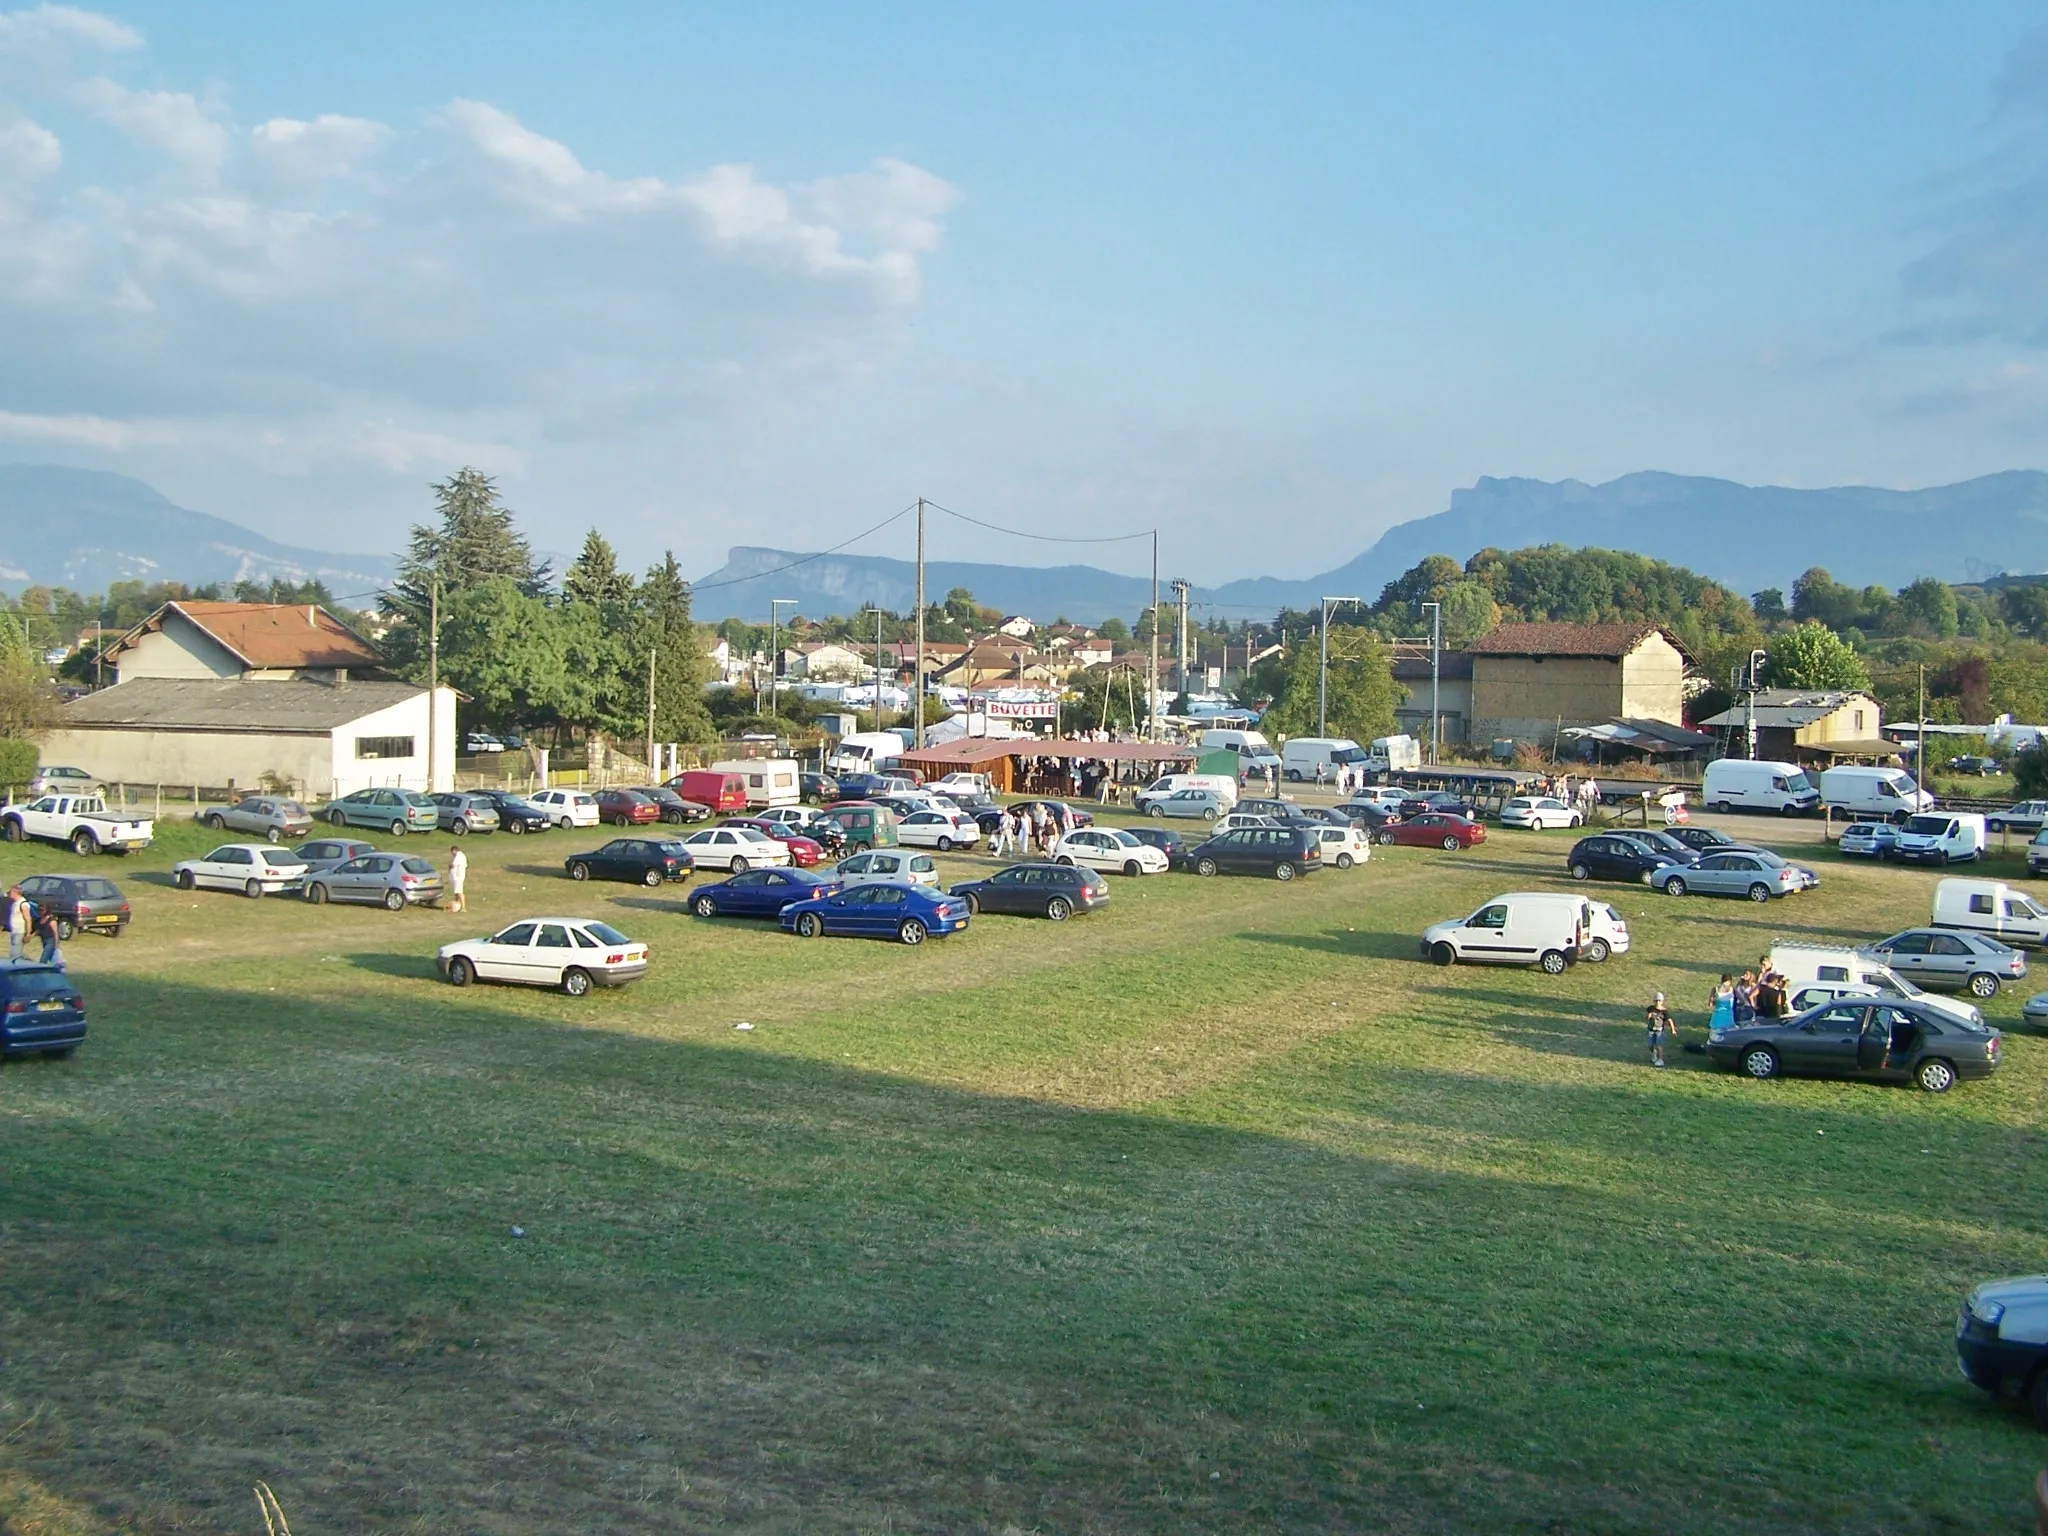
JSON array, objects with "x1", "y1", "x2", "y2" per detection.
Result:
[{"x1": 4, "y1": 810, "x2": 2048, "y2": 1534}]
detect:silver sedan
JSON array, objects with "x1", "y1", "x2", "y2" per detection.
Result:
[
  {"x1": 1651, "y1": 849, "x2": 1810, "y2": 902},
  {"x1": 303, "y1": 852, "x2": 446, "y2": 910},
  {"x1": 205, "y1": 795, "x2": 315, "y2": 843}
]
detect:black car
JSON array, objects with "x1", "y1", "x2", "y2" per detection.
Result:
[
  {"x1": 1567, "y1": 833, "x2": 1677, "y2": 884},
  {"x1": 1122, "y1": 825, "x2": 1192, "y2": 869},
  {"x1": 1400, "y1": 790, "x2": 1479, "y2": 819},
  {"x1": 0, "y1": 963, "x2": 86, "y2": 1058},
  {"x1": 949, "y1": 862, "x2": 1110, "y2": 919},
  {"x1": 17, "y1": 873, "x2": 130, "y2": 939},
  {"x1": 1628, "y1": 828, "x2": 1705, "y2": 866},
  {"x1": 468, "y1": 789, "x2": 553, "y2": 835},
  {"x1": 1186, "y1": 825, "x2": 1324, "y2": 880},
  {"x1": 1706, "y1": 996, "x2": 2000, "y2": 1093},
  {"x1": 564, "y1": 837, "x2": 695, "y2": 887},
  {"x1": 1665, "y1": 825, "x2": 1740, "y2": 854},
  {"x1": 1335, "y1": 800, "x2": 1402, "y2": 830},
  {"x1": 800, "y1": 772, "x2": 838, "y2": 804},
  {"x1": 641, "y1": 786, "x2": 712, "y2": 824}
]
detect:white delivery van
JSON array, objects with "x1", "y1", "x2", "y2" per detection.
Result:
[
  {"x1": 712, "y1": 757, "x2": 801, "y2": 809},
  {"x1": 1200, "y1": 728, "x2": 1282, "y2": 780},
  {"x1": 1422, "y1": 892, "x2": 1593, "y2": 973},
  {"x1": 1701, "y1": 758, "x2": 1820, "y2": 815},
  {"x1": 1892, "y1": 812, "x2": 1986, "y2": 866},
  {"x1": 1368, "y1": 734, "x2": 1422, "y2": 772},
  {"x1": 1134, "y1": 773, "x2": 1239, "y2": 810},
  {"x1": 1819, "y1": 764, "x2": 1934, "y2": 822},
  {"x1": 829, "y1": 731, "x2": 907, "y2": 776},
  {"x1": 1932, "y1": 877, "x2": 2048, "y2": 946},
  {"x1": 1282, "y1": 737, "x2": 1367, "y2": 782},
  {"x1": 1768, "y1": 944, "x2": 1985, "y2": 1028}
]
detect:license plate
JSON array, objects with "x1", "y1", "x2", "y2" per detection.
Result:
[
  {"x1": 36, "y1": 999, "x2": 63, "y2": 1011},
  {"x1": 90, "y1": 915, "x2": 117, "y2": 925}
]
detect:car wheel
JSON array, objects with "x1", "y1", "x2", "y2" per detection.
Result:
[
  {"x1": 1044, "y1": 896, "x2": 1071, "y2": 921},
  {"x1": 1969, "y1": 972, "x2": 2001, "y2": 998},
  {"x1": 71, "y1": 829, "x2": 98, "y2": 857},
  {"x1": 1122, "y1": 859, "x2": 1142, "y2": 877},
  {"x1": 730, "y1": 856, "x2": 750, "y2": 874},
  {"x1": 1570, "y1": 814, "x2": 1583, "y2": 827},
  {"x1": 898, "y1": 918, "x2": 928, "y2": 945},
  {"x1": 569, "y1": 862, "x2": 590, "y2": 881},
  {"x1": 176, "y1": 868, "x2": 195, "y2": 890},
  {"x1": 307, "y1": 882, "x2": 329, "y2": 905},
  {"x1": 451, "y1": 820, "x2": 468, "y2": 837},
  {"x1": 1054, "y1": 854, "x2": 1074, "y2": 866},
  {"x1": 1148, "y1": 805, "x2": 1165, "y2": 819},
  {"x1": 1202, "y1": 808, "x2": 1218, "y2": 821},
  {"x1": 1568, "y1": 862, "x2": 1591, "y2": 881},
  {"x1": 1430, "y1": 941, "x2": 1455, "y2": 967},
  {"x1": 244, "y1": 879, "x2": 264, "y2": 900},
  {"x1": 935, "y1": 836, "x2": 953, "y2": 852},
  {"x1": 1274, "y1": 861, "x2": 1296, "y2": 881},
  {"x1": 447, "y1": 956, "x2": 475, "y2": 987},
  {"x1": 0, "y1": 818, "x2": 20, "y2": 842},
  {"x1": 1376, "y1": 830, "x2": 1396, "y2": 845},
  {"x1": 691, "y1": 892, "x2": 721, "y2": 919},
  {"x1": 205, "y1": 812, "x2": 226, "y2": 830},
  {"x1": 1747, "y1": 883, "x2": 1772, "y2": 903},
  {"x1": 1710, "y1": 800, "x2": 1732, "y2": 815},
  {"x1": 1741, "y1": 1045, "x2": 1779, "y2": 1080},
  {"x1": 852, "y1": 840, "x2": 871, "y2": 854},
  {"x1": 390, "y1": 820, "x2": 407, "y2": 836},
  {"x1": 1440, "y1": 835, "x2": 1461, "y2": 851},
  {"x1": 505, "y1": 820, "x2": 524, "y2": 835},
  {"x1": 55, "y1": 916, "x2": 75, "y2": 941},
  {"x1": 562, "y1": 967, "x2": 593, "y2": 997},
  {"x1": 383, "y1": 888, "x2": 405, "y2": 912},
  {"x1": 266, "y1": 826, "x2": 283, "y2": 844},
  {"x1": 557, "y1": 817, "x2": 573, "y2": 829},
  {"x1": 961, "y1": 892, "x2": 981, "y2": 915},
  {"x1": 1916, "y1": 1057, "x2": 1956, "y2": 1093},
  {"x1": 796, "y1": 912, "x2": 822, "y2": 938},
  {"x1": 1195, "y1": 857, "x2": 1219, "y2": 877},
  {"x1": 328, "y1": 809, "x2": 347, "y2": 826},
  {"x1": 1664, "y1": 877, "x2": 1687, "y2": 897},
  {"x1": 1539, "y1": 948, "x2": 1568, "y2": 975},
  {"x1": 1586, "y1": 937, "x2": 1611, "y2": 962},
  {"x1": 633, "y1": 866, "x2": 660, "y2": 889}
]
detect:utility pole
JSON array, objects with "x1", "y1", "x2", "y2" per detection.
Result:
[
  {"x1": 768, "y1": 599, "x2": 797, "y2": 725},
  {"x1": 1746, "y1": 648, "x2": 1766, "y2": 760},
  {"x1": 645, "y1": 647, "x2": 657, "y2": 784},
  {"x1": 1172, "y1": 578, "x2": 1191, "y2": 711},
  {"x1": 1148, "y1": 529, "x2": 1159, "y2": 740},
  {"x1": 1917, "y1": 663, "x2": 1926, "y2": 782},
  {"x1": 864, "y1": 605, "x2": 886, "y2": 730},
  {"x1": 427, "y1": 578, "x2": 439, "y2": 793},
  {"x1": 914, "y1": 496, "x2": 926, "y2": 749},
  {"x1": 1318, "y1": 596, "x2": 1362, "y2": 739},
  {"x1": 1419, "y1": 601, "x2": 1442, "y2": 763}
]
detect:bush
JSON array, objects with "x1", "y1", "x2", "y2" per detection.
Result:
[
  {"x1": 0, "y1": 736, "x2": 36, "y2": 792},
  {"x1": 2012, "y1": 744, "x2": 2048, "y2": 800}
]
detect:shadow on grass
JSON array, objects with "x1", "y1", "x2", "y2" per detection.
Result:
[
  {"x1": 1238, "y1": 927, "x2": 1420, "y2": 961},
  {"x1": 126, "y1": 870, "x2": 181, "y2": 888},
  {"x1": 611, "y1": 895, "x2": 692, "y2": 917},
  {"x1": 345, "y1": 951, "x2": 440, "y2": 979},
  {"x1": 505, "y1": 862, "x2": 571, "y2": 879}
]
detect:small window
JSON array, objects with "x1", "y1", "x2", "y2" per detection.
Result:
[
  {"x1": 572, "y1": 928, "x2": 601, "y2": 949},
  {"x1": 1969, "y1": 894, "x2": 1995, "y2": 914},
  {"x1": 537, "y1": 924, "x2": 573, "y2": 949},
  {"x1": 493, "y1": 923, "x2": 538, "y2": 946},
  {"x1": 1854, "y1": 709, "x2": 1866, "y2": 732},
  {"x1": 1469, "y1": 904, "x2": 1508, "y2": 930},
  {"x1": 354, "y1": 735, "x2": 416, "y2": 760},
  {"x1": 1818, "y1": 965, "x2": 1848, "y2": 982}
]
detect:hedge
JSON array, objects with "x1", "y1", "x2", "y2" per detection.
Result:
[{"x1": 0, "y1": 737, "x2": 38, "y2": 791}]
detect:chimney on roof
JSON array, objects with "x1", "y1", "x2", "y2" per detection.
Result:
[{"x1": 307, "y1": 605, "x2": 317, "y2": 628}]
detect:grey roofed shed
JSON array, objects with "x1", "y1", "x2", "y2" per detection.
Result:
[
  {"x1": 1694, "y1": 689, "x2": 1866, "y2": 730},
  {"x1": 58, "y1": 677, "x2": 427, "y2": 733}
]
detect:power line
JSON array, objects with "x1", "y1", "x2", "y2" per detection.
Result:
[{"x1": 924, "y1": 499, "x2": 1153, "y2": 545}]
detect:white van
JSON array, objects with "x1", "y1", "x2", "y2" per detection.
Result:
[
  {"x1": 1768, "y1": 944, "x2": 1985, "y2": 1028},
  {"x1": 1702, "y1": 758, "x2": 1820, "y2": 815},
  {"x1": 1893, "y1": 812, "x2": 1986, "y2": 866},
  {"x1": 1200, "y1": 728, "x2": 1283, "y2": 781},
  {"x1": 1282, "y1": 737, "x2": 1367, "y2": 782},
  {"x1": 712, "y1": 757, "x2": 801, "y2": 809},
  {"x1": 1421, "y1": 892, "x2": 1594, "y2": 973},
  {"x1": 1932, "y1": 877, "x2": 2048, "y2": 946},
  {"x1": 1368, "y1": 734, "x2": 1422, "y2": 772},
  {"x1": 1134, "y1": 773, "x2": 1238, "y2": 811},
  {"x1": 1819, "y1": 764, "x2": 1934, "y2": 821},
  {"x1": 829, "y1": 731, "x2": 906, "y2": 776}
]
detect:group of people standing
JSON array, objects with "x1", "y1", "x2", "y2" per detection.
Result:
[
  {"x1": 1642, "y1": 958, "x2": 1788, "y2": 1067},
  {"x1": 3, "y1": 884, "x2": 63, "y2": 968},
  {"x1": 988, "y1": 802, "x2": 1073, "y2": 858}
]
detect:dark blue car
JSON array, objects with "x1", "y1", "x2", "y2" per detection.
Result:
[
  {"x1": 778, "y1": 881, "x2": 970, "y2": 946},
  {"x1": 1, "y1": 963, "x2": 86, "y2": 1058},
  {"x1": 691, "y1": 867, "x2": 840, "y2": 918}
]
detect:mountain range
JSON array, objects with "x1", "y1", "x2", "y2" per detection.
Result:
[{"x1": 8, "y1": 462, "x2": 2048, "y2": 622}]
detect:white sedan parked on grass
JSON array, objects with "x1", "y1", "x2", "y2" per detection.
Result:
[
  {"x1": 897, "y1": 809, "x2": 982, "y2": 851},
  {"x1": 173, "y1": 843, "x2": 310, "y2": 898},
  {"x1": 528, "y1": 788, "x2": 601, "y2": 829},
  {"x1": 1052, "y1": 827, "x2": 1170, "y2": 876},
  {"x1": 437, "y1": 916, "x2": 649, "y2": 995},
  {"x1": 1500, "y1": 796, "x2": 1585, "y2": 830},
  {"x1": 680, "y1": 824, "x2": 792, "y2": 872},
  {"x1": 1309, "y1": 824, "x2": 1373, "y2": 869}
]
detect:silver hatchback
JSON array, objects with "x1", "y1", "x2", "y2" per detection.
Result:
[
  {"x1": 429, "y1": 792, "x2": 501, "y2": 836},
  {"x1": 207, "y1": 795, "x2": 315, "y2": 843},
  {"x1": 292, "y1": 837, "x2": 377, "y2": 875},
  {"x1": 304, "y1": 852, "x2": 446, "y2": 910}
]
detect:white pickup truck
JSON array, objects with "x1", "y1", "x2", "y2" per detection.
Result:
[{"x1": 1, "y1": 794, "x2": 155, "y2": 856}]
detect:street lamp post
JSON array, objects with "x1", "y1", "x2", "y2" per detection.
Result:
[
  {"x1": 1746, "y1": 647, "x2": 1766, "y2": 760},
  {"x1": 1318, "y1": 595, "x2": 1362, "y2": 738},
  {"x1": 768, "y1": 599, "x2": 798, "y2": 724},
  {"x1": 1419, "y1": 601, "x2": 1442, "y2": 764}
]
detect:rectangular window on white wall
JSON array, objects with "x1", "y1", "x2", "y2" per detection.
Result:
[{"x1": 356, "y1": 735, "x2": 416, "y2": 760}]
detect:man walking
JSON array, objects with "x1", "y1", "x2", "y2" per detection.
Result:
[
  {"x1": 1645, "y1": 992, "x2": 1676, "y2": 1068},
  {"x1": 4, "y1": 885, "x2": 26, "y2": 963},
  {"x1": 447, "y1": 844, "x2": 468, "y2": 914}
]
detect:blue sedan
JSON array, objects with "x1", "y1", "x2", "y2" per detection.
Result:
[
  {"x1": 691, "y1": 867, "x2": 840, "y2": 919},
  {"x1": 778, "y1": 881, "x2": 970, "y2": 945}
]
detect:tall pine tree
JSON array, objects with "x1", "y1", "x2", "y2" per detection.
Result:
[
  {"x1": 561, "y1": 530, "x2": 635, "y2": 607},
  {"x1": 639, "y1": 552, "x2": 713, "y2": 746},
  {"x1": 384, "y1": 467, "x2": 551, "y2": 677}
]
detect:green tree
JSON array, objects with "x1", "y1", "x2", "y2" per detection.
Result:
[
  {"x1": 1752, "y1": 588, "x2": 1787, "y2": 623},
  {"x1": 432, "y1": 579, "x2": 576, "y2": 730},
  {"x1": 1098, "y1": 616, "x2": 1129, "y2": 642},
  {"x1": 560, "y1": 530, "x2": 635, "y2": 607},
  {"x1": 2014, "y1": 744, "x2": 2048, "y2": 800},
  {"x1": 1896, "y1": 577, "x2": 1960, "y2": 639},
  {"x1": 1762, "y1": 622, "x2": 1870, "y2": 692},
  {"x1": 942, "y1": 587, "x2": 979, "y2": 626},
  {"x1": 1436, "y1": 580, "x2": 1501, "y2": 645},
  {"x1": 639, "y1": 552, "x2": 715, "y2": 746},
  {"x1": 1065, "y1": 666, "x2": 1149, "y2": 731},
  {"x1": 385, "y1": 468, "x2": 550, "y2": 680},
  {"x1": 1260, "y1": 626, "x2": 1401, "y2": 742}
]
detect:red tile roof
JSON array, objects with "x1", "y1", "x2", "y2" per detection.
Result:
[
  {"x1": 115, "y1": 602, "x2": 384, "y2": 672},
  {"x1": 1467, "y1": 622, "x2": 1686, "y2": 660}
]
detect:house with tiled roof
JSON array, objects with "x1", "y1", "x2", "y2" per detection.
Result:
[{"x1": 1466, "y1": 622, "x2": 1689, "y2": 744}]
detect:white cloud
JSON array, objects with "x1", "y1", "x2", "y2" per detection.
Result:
[
  {"x1": 247, "y1": 113, "x2": 390, "y2": 186},
  {"x1": 0, "y1": 4, "x2": 140, "y2": 60},
  {"x1": 0, "y1": 408, "x2": 169, "y2": 447},
  {"x1": 70, "y1": 75, "x2": 226, "y2": 173},
  {"x1": 0, "y1": 114, "x2": 57, "y2": 179}
]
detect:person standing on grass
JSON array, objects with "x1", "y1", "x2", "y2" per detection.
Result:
[
  {"x1": 1708, "y1": 973, "x2": 1735, "y2": 1035},
  {"x1": 1733, "y1": 969, "x2": 1758, "y2": 1028},
  {"x1": 4, "y1": 885, "x2": 26, "y2": 963},
  {"x1": 1645, "y1": 992, "x2": 1676, "y2": 1068},
  {"x1": 32, "y1": 900, "x2": 61, "y2": 968},
  {"x1": 447, "y1": 844, "x2": 468, "y2": 914}
]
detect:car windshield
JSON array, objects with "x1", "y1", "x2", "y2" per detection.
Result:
[
  {"x1": 583, "y1": 922, "x2": 632, "y2": 946},
  {"x1": 1103, "y1": 830, "x2": 1141, "y2": 847},
  {"x1": 401, "y1": 857, "x2": 436, "y2": 874},
  {"x1": 1905, "y1": 815, "x2": 1952, "y2": 835},
  {"x1": 400, "y1": 792, "x2": 436, "y2": 808},
  {"x1": 258, "y1": 849, "x2": 302, "y2": 867}
]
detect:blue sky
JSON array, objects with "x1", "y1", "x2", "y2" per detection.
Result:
[{"x1": 4, "y1": 2, "x2": 2048, "y2": 589}]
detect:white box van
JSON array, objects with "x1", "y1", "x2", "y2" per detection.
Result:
[
  {"x1": 1702, "y1": 759, "x2": 1819, "y2": 815},
  {"x1": 1200, "y1": 728, "x2": 1282, "y2": 781},
  {"x1": 1893, "y1": 812, "x2": 1986, "y2": 866},
  {"x1": 1932, "y1": 877, "x2": 2048, "y2": 946},
  {"x1": 1135, "y1": 773, "x2": 1238, "y2": 811},
  {"x1": 1819, "y1": 764, "x2": 1934, "y2": 822},
  {"x1": 1282, "y1": 737, "x2": 1366, "y2": 782},
  {"x1": 1767, "y1": 943, "x2": 1985, "y2": 1028},
  {"x1": 712, "y1": 757, "x2": 801, "y2": 809},
  {"x1": 1422, "y1": 892, "x2": 1593, "y2": 973},
  {"x1": 829, "y1": 731, "x2": 906, "y2": 776},
  {"x1": 1370, "y1": 734, "x2": 1422, "y2": 772}
]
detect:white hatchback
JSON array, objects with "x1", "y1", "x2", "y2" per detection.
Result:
[
  {"x1": 834, "y1": 848, "x2": 940, "y2": 889},
  {"x1": 897, "y1": 809, "x2": 982, "y2": 851},
  {"x1": 1501, "y1": 796, "x2": 1585, "y2": 831},
  {"x1": 437, "y1": 916, "x2": 649, "y2": 996},
  {"x1": 529, "y1": 789, "x2": 600, "y2": 829},
  {"x1": 1052, "y1": 827, "x2": 1169, "y2": 876},
  {"x1": 173, "y1": 842, "x2": 309, "y2": 898},
  {"x1": 1310, "y1": 824, "x2": 1373, "y2": 869},
  {"x1": 681, "y1": 824, "x2": 792, "y2": 872}
]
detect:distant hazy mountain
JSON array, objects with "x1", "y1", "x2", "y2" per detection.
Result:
[
  {"x1": 691, "y1": 546, "x2": 1168, "y2": 625},
  {"x1": 0, "y1": 464, "x2": 395, "y2": 596}
]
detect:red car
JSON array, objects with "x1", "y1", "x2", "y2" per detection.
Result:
[
  {"x1": 594, "y1": 788, "x2": 662, "y2": 827},
  {"x1": 1377, "y1": 812, "x2": 1486, "y2": 850},
  {"x1": 723, "y1": 816, "x2": 824, "y2": 867}
]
